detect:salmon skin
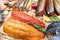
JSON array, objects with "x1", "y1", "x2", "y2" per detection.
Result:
[
  {"x1": 36, "y1": 0, "x2": 46, "y2": 16},
  {"x1": 54, "y1": 0, "x2": 60, "y2": 15},
  {"x1": 46, "y1": 0, "x2": 55, "y2": 16}
]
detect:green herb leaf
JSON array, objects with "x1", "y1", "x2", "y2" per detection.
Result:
[
  {"x1": 49, "y1": 15, "x2": 60, "y2": 21},
  {"x1": 32, "y1": 24, "x2": 46, "y2": 33}
]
